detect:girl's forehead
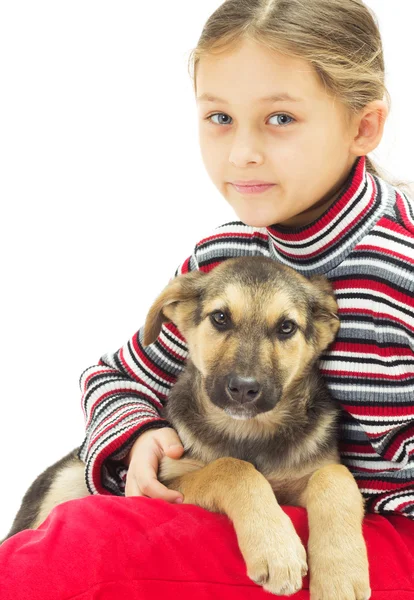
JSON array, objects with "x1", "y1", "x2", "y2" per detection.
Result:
[{"x1": 195, "y1": 38, "x2": 323, "y2": 104}]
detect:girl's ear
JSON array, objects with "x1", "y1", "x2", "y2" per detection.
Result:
[
  {"x1": 349, "y1": 99, "x2": 388, "y2": 156},
  {"x1": 143, "y1": 270, "x2": 206, "y2": 346}
]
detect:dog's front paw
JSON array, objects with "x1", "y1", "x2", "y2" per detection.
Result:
[
  {"x1": 237, "y1": 511, "x2": 308, "y2": 596},
  {"x1": 309, "y1": 537, "x2": 370, "y2": 600}
]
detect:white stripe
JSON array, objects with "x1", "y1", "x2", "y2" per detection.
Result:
[
  {"x1": 337, "y1": 297, "x2": 414, "y2": 328},
  {"x1": 343, "y1": 419, "x2": 412, "y2": 434},
  {"x1": 344, "y1": 458, "x2": 403, "y2": 470},
  {"x1": 124, "y1": 342, "x2": 181, "y2": 387},
  {"x1": 330, "y1": 409, "x2": 413, "y2": 424},
  {"x1": 376, "y1": 493, "x2": 414, "y2": 512},
  {"x1": 338, "y1": 290, "x2": 414, "y2": 321},
  {"x1": 374, "y1": 224, "x2": 414, "y2": 247},
  {"x1": 325, "y1": 353, "x2": 414, "y2": 366},
  {"x1": 84, "y1": 379, "x2": 163, "y2": 416},
  {"x1": 327, "y1": 381, "x2": 414, "y2": 393},
  {"x1": 197, "y1": 240, "x2": 270, "y2": 260},
  {"x1": 92, "y1": 404, "x2": 159, "y2": 438},
  {"x1": 359, "y1": 487, "x2": 384, "y2": 495},
  {"x1": 393, "y1": 439, "x2": 414, "y2": 461},
  {"x1": 80, "y1": 364, "x2": 116, "y2": 388}
]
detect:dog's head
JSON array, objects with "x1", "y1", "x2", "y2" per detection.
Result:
[{"x1": 143, "y1": 256, "x2": 339, "y2": 421}]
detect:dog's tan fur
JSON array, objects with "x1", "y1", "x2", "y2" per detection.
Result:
[
  {"x1": 31, "y1": 458, "x2": 88, "y2": 530},
  {"x1": 4, "y1": 256, "x2": 370, "y2": 599}
]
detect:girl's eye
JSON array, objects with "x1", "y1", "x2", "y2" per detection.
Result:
[{"x1": 205, "y1": 113, "x2": 295, "y2": 127}]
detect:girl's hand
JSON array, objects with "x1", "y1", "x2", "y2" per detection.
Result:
[{"x1": 124, "y1": 427, "x2": 185, "y2": 503}]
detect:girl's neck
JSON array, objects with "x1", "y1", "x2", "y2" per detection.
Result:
[{"x1": 279, "y1": 157, "x2": 358, "y2": 229}]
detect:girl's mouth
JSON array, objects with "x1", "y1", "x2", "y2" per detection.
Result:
[{"x1": 232, "y1": 183, "x2": 276, "y2": 194}]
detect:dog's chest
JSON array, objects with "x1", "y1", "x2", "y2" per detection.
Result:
[{"x1": 167, "y1": 421, "x2": 338, "y2": 506}]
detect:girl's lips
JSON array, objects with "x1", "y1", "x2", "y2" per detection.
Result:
[{"x1": 232, "y1": 183, "x2": 276, "y2": 194}]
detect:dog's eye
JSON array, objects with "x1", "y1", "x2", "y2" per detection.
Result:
[
  {"x1": 210, "y1": 311, "x2": 229, "y2": 328},
  {"x1": 277, "y1": 319, "x2": 297, "y2": 337}
]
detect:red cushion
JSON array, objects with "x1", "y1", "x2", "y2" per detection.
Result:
[{"x1": 1, "y1": 496, "x2": 413, "y2": 599}]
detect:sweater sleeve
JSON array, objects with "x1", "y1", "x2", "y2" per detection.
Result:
[{"x1": 77, "y1": 249, "x2": 199, "y2": 495}]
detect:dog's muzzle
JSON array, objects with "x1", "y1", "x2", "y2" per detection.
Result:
[{"x1": 205, "y1": 372, "x2": 282, "y2": 419}]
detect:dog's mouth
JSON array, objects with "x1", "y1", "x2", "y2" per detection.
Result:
[{"x1": 222, "y1": 405, "x2": 258, "y2": 420}]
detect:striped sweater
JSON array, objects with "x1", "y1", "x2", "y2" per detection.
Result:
[{"x1": 78, "y1": 155, "x2": 414, "y2": 519}]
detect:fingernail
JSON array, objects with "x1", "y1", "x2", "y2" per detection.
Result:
[
  {"x1": 168, "y1": 445, "x2": 183, "y2": 451},
  {"x1": 175, "y1": 497, "x2": 183, "y2": 504}
]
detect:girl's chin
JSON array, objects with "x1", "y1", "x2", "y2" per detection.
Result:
[{"x1": 231, "y1": 210, "x2": 288, "y2": 229}]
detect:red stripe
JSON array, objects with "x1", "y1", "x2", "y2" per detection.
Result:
[
  {"x1": 333, "y1": 278, "x2": 414, "y2": 305},
  {"x1": 81, "y1": 367, "x2": 120, "y2": 418},
  {"x1": 86, "y1": 387, "x2": 163, "y2": 428},
  {"x1": 357, "y1": 478, "x2": 412, "y2": 492},
  {"x1": 199, "y1": 230, "x2": 267, "y2": 246},
  {"x1": 91, "y1": 406, "x2": 145, "y2": 442},
  {"x1": 274, "y1": 197, "x2": 374, "y2": 259},
  {"x1": 371, "y1": 491, "x2": 414, "y2": 512},
  {"x1": 199, "y1": 259, "x2": 224, "y2": 274},
  {"x1": 181, "y1": 255, "x2": 191, "y2": 274},
  {"x1": 131, "y1": 328, "x2": 182, "y2": 383},
  {"x1": 119, "y1": 347, "x2": 141, "y2": 383},
  {"x1": 338, "y1": 307, "x2": 414, "y2": 334},
  {"x1": 321, "y1": 370, "x2": 414, "y2": 382},
  {"x1": 355, "y1": 242, "x2": 414, "y2": 266},
  {"x1": 396, "y1": 193, "x2": 414, "y2": 234},
  {"x1": 91, "y1": 407, "x2": 148, "y2": 445},
  {"x1": 83, "y1": 367, "x2": 119, "y2": 389},
  {"x1": 383, "y1": 428, "x2": 414, "y2": 461},
  {"x1": 330, "y1": 340, "x2": 413, "y2": 357},
  {"x1": 340, "y1": 443, "x2": 378, "y2": 455},
  {"x1": 340, "y1": 402, "x2": 414, "y2": 417},
  {"x1": 393, "y1": 499, "x2": 414, "y2": 511}
]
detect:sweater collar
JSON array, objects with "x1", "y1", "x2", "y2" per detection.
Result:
[{"x1": 266, "y1": 155, "x2": 389, "y2": 275}]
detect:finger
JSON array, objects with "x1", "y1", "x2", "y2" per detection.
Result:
[
  {"x1": 157, "y1": 429, "x2": 184, "y2": 454},
  {"x1": 140, "y1": 476, "x2": 183, "y2": 503},
  {"x1": 125, "y1": 476, "x2": 143, "y2": 498},
  {"x1": 131, "y1": 445, "x2": 183, "y2": 503},
  {"x1": 125, "y1": 449, "x2": 154, "y2": 498},
  {"x1": 163, "y1": 444, "x2": 185, "y2": 458}
]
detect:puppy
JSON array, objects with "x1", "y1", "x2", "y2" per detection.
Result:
[{"x1": 4, "y1": 256, "x2": 370, "y2": 600}]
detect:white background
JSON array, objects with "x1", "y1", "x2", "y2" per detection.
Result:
[{"x1": 0, "y1": 1, "x2": 413, "y2": 539}]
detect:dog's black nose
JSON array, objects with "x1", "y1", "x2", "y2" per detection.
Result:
[{"x1": 227, "y1": 375, "x2": 261, "y2": 404}]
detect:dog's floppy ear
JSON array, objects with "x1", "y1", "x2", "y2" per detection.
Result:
[
  {"x1": 308, "y1": 274, "x2": 340, "y2": 349},
  {"x1": 143, "y1": 270, "x2": 206, "y2": 346}
]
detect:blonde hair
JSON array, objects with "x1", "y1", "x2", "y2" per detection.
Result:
[{"x1": 188, "y1": 0, "x2": 412, "y2": 193}]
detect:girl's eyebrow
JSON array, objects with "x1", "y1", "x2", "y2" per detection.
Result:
[{"x1": 196, "y1": 92, "x2": 303, "y2": 104}]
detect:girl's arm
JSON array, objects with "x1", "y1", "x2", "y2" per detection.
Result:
[{"x1": 77, "y1": 253, "x2": 197, "y2": 496}]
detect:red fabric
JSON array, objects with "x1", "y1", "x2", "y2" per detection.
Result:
[{"x1": 1, "y1": 496, "x2": 413, "y2": 599}]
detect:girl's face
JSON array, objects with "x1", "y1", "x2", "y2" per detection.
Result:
[{"x1": 196, "y1": 38, "x2": 360, "y2": 228}]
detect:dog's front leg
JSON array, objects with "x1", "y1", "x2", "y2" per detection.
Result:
[
  {"x1": 167, "y1": 456, "x2": 308, "y2": 597},
  {"x1": 300, "y1": 464, "x2": 371, "y2": 600}
]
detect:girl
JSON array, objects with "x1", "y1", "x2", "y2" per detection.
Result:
[
  {"x1": 79, "y1": 0, "x2": 414, "y2": 520},
  {"x1": 2, "y1": 1, "x2": 413, "y2": 599}
]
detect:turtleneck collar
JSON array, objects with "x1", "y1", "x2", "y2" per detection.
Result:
[{"x1": 265, "y1": 155, "x2": 391, "y2": 275}]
